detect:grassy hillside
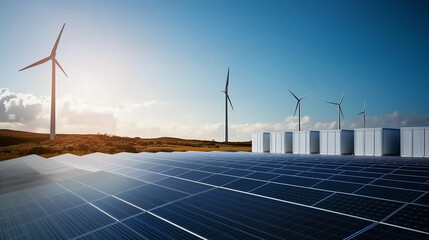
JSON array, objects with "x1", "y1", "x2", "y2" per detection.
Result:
[{"x1": 0, "y1": 129, "x2": 251, "y2": 161}]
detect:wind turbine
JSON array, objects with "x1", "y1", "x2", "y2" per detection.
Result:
[
  {"x1": 289, "y1": 90, "x2": 308, "y2": 131},
  {"x1": 358, "y1": 101, "x2": 366, "y2": 128},
  {"x1": 222, "y1": 67, "x2": 234, "y2": 143},
  {"x1": 326, "y1": 92, "x2": 345, "y2": 130},
  {"x1": 19, "y1": 23, "x2": 67, "y2": 140}
]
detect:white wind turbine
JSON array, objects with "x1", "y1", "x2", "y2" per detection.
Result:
[
  {"x1": 19, "y1": 24, "x2": 68, "y2": 140},
  {"x1": 326, "y1": 92, "x2": 345, "y2": 130},
  {"x1": 358, "y1": 100, "x2": 366, "y2": 128},
  {"x1": 222, "y1": 67, "x2": 234, "y2": 143},
  {"x1": 289, "y1": 90, "x2": 308, "y2": 131}
]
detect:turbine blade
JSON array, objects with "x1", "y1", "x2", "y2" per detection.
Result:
[
  {"x1": 294, "y1": 102, "x2": 299, "y2": 116},
  {"x1": 326, "y1": 101, "x2": 338, "y2": 105},
  {"x1": 55, "y1": 59, "x2": 68, "y2": 77},
  {"x1": 51, "y1": 23, "x2": 65, "y2": 56},
  {"x1": 358, "y1": 111, "x2": 364, "y2": 115},
  {"x1": 339, "y1": 91, "x2": 345, "y2": 104},
  {"x1": 363, "y1": 100, "x2": 366, "y2": 112},
  {"x1": 289, "y1": 89, "x2": 299, "y2": 100},
  {"x1": 300, "y1": 92, "x2": 309, "y2": 100},
  {"x1": 227, "y1": 94, "x2": 234, "y2": 110},
  {"x1": 19, "y1": 56, "x2": 51, "y2": 71},
  {"x1": 225, "y1": 67, "x2": 230, "y2": 91},
  {"x1": 340, "y1": 106, "x2": 344, "y2": 119}
]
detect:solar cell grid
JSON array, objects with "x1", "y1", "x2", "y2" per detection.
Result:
[
  {"x1": 312, "y1": 180, "x2": 364, "y2": 193},
  {"x1": 355, "y1": 185, "x2": 423, "y2": 202},
  {"x1": 2, "y1": 151, "x2": 429, "y2": 239},
  {"x1": 314, "y1": 193, "x2": 403, "y2": 221},
  {"x1": 351, "y1": 223, "x2": 429, "y2": 240},
  {"x1": 386, "y1": 204, "x2": 429, "y2": 233},
  {"x1": 272, "y1": 175, "x2": 322, "y2": 187},
  {"x1": 250, "y1": 182, "x2": 332, "y2": 205}
]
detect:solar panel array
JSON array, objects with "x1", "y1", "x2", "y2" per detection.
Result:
[{"x1": 1, "y1": 151, "x2": 429, "y2": 239}]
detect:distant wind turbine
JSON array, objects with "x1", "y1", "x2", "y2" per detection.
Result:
[
  {"x1": 222, "y1": 67, "x2": 234, "y2": 143},
  {"x1": 289, "y1": 90, "x2": 308, "y2": 131},
  {"x1": 19, "y1": 23, "x2": 67, "y2": 140},
  {"x1": 327, "y1": 92, "x2": 345, "y2": 130},
  {"x1": 358, "y1": 100, "x2": 366, "y2": 128}
]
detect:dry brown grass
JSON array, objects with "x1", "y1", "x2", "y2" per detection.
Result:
[{"x1": 0, "y1": 129, "x2": 251, "y2": 161}]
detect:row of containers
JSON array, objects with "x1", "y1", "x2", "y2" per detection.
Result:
[{"x1": 252, "y1": 127, "x2": 429, "y2": 157}]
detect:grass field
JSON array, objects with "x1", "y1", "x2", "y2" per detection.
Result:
[{"x1": 0, "y1": 129, "x2": 251, "y2": 161}]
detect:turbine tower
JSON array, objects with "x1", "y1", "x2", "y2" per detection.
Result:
[
  {"x1": 289, "y1": 90, "x2": 308, "y2": 131},
  {"x1": 358, "y1": 101, "x2": 366, "y2": 128},
  {"x1": 222, "y1": 67, "x2": 234, "y2": 143},
  {"x1": 327, "y1": 92, "x2": 345, "y2": 130},
  {"x1": 19, "y1": 24, "x2": 67, "y2": 140}
]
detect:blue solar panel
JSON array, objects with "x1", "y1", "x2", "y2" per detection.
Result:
[
  {"x1": 199, "y1": 174, "x2": 239, "y2": 186},
  {"x1": 155, "y1": 177, "x2": 213, "y2": 194},
  {"x1": 224, "y1": 178, "x2": 267, "y2": 192},
  {"x1": 38, "y1": 191, "x2": 86, "y2": 214},
  {"x1": 386, "y1": 204, "x2": 429, "y2": 233},
  {"x1": 115, "y1": 184, "x2": 187, "y2": 210},
  {"x1": 91, "y1": 197, "x2": 142, "y2": 220},
  {"x1": 2, "y1": 151, "x2": 429, "y2": 239},
  {"x1": 122, "y1": 213, "x2": 199, "y2": 240},
  {"x1": 77, "y1": 223, "x2": 143, "y2": 240},
  {"x1": 352, "y1": 223, "x2": 429, "y2": 240},
  {"x1": 312, "y1": 180, "x2": 364, "y2": 193},
  {"x1": 314, "y1": 193, "x2": 403, "y2": 221},
  {"x1": 251, "y1": 182, "x2": 332, "y2": 205},
  {"x1": 50, "y1": 204, "x2": 115, "y2": 239},
  {"x1": 271, "y1": 175, "x2": 322, "y2": 187},
  {"x1": 355, "y1": 185, "x2": 423, "y2": 202}
]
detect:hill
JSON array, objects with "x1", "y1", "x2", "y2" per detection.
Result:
[{"x1": 0, "y1": 129, "x2": 251, "y2": 161}]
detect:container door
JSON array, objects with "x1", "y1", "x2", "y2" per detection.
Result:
[
  {"x1": 328, "y1": 131, "x2": 336, "y2": 155},
  {"x1": 300, "y1": 132, "x2": 306, "y2": 154},
  {"x1": 293, "y1": 132, "x2": 299, "y2": 154},
  {"x1": 354, "y1": 130, "x2": 364, "y2": 155},
  {"x1": 336, "y1": 131, "x2": 341, "y2": 155},
  {"x1": 425, "y1": 129, "x2": 429, "y2": 157},
  {"x1": 365, "y1": 130, "x2": 375, "y2": 156},
  {"x1": 413, "y1": 129, "x2": 424, "y2": 157},
  {"x1": 374, "y1": 130, "x2": 382, "y2": 156},
  {"x1": 270, "y1": 133, "x2": 275, "y2": 153},
  {"x1": 401, "y1": 129, "x2": 412, "y2": 157},
  {"x1": 320, "y1": 132, "x2": 327, "y2": 154},
  {"x1": 285, "y1": 132, "x2": 293, "y2": 153},
  {"x1": 263, "y1": 133, "x2": 270, "y2": 152}
]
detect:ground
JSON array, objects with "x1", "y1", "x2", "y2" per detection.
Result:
[{"x1": 0, "y1": 129, "x2": 251, "y2": 161}]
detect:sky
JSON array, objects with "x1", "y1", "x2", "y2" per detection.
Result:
[{"x1": 0, "y1": 0, "x2": 429, "y2": 141}]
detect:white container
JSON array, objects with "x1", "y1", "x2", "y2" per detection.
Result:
[
  {"x1": 319, "y1": 130, "x2": 354, "y2": 155},
  {"x1": 354, "y1": 128, "x2": 400, "y2": 156},
  {"x1": 292, "y1": 131, "x2": 320, "y2": 154},
  {"x1": 270, "y1": 132, "x2": 293, "y2": 153},
  {"x1": 401, "y1": 127, "x2": 429, "y2": 157},
  {"x1": 252, "y1": 132, "x2": 270, "y2": 153}
]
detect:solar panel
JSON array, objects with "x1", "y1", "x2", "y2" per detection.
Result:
[
  {"x1": 385, "y1": 204, "x2": 429, "y2": 233},
  {"x1": 1, "y1": 151, "x2": 429, "y2": 239},
  {"x1": 314, "y1": 193, "x2": 403, "y2": 221},
  {"x1": 312, "y1": 180, "x2": 364, "y2": 193},
  {"x1": 250, "y1": 182, "x2": 332, "y2": 205},
  {"x1": 355, "y1": 185, "x2": 423, "y2": 202},
  {"x1": 351, "y1": 223, "x2": 429, "y2": 240}
]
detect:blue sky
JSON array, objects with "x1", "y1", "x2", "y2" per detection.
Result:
[{"x1": 0, "y1": 0, "x2": 428, "y2": 140}]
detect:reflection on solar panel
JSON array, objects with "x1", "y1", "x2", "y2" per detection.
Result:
[{"x1": 1, "y1": 152, "x2": 429, "y2": 239}]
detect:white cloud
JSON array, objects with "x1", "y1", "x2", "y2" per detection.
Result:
[{"x1": 1, "y1": 88, "x2": 429, "y2": 141}]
